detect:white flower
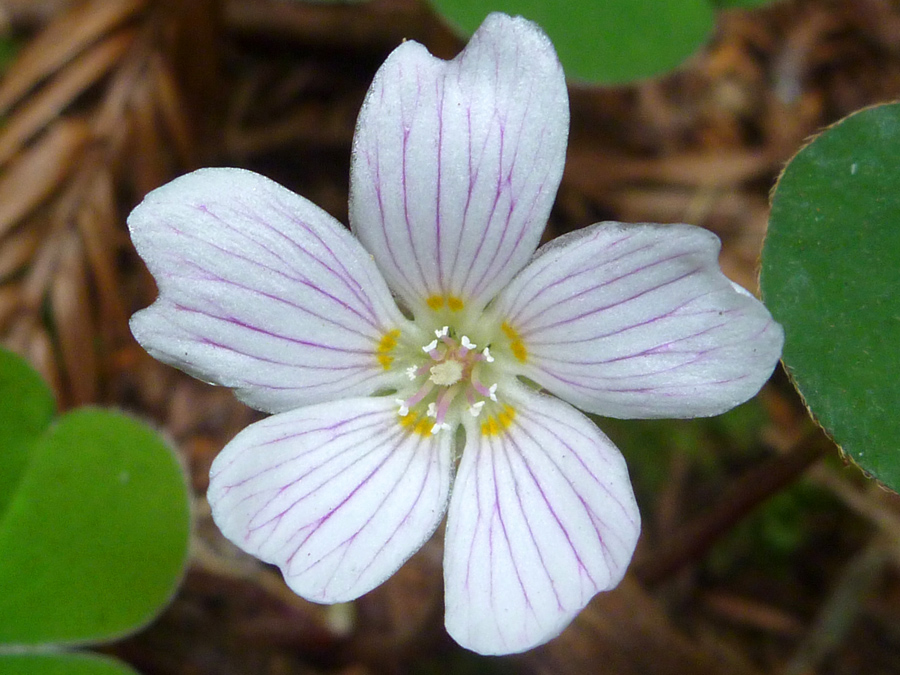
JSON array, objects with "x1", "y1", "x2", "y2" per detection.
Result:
[{"x1": 128, "y1": 13, "x2": 783, "y2": 655}]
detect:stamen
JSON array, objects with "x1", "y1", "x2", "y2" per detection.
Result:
[
  {"x1": 403, "y1": 380, "x2": 435, "y2": 410},
  {"x1": 434, "y1": 385, "x2": 460, "y2": 423},
  {"x1": 395, "y1": 398, "x2": 409, "y2": 417},
  {"x1": 471, "y1": 373, "x2": 498, "y2": 401},
  {"x1": 404, "y1": 321, "x2": 506, "y2": 435}
]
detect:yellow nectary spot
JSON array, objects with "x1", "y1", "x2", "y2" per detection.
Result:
[
  {"x1": 480, "y1": 404, "x2": 516, "y2": 437},
  {"x1": 399, "y1": 411, "x2": 433, "y2": 436},
  {"x1": 501, "y1": 321, "x2": 527, "y2": 363},
  {"x1": 426, "y1": 295, "x2": 465, "y2": 311},
  {"x1": 511, "y1": 341, "x2": 527, "y2": 362},
  {"x1": 377, "y1": 329, "x2": 400, "y2": 370}
]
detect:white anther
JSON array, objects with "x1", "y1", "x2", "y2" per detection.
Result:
[
  {"x1": 468, "y1": 401, "x2": 485, "y2": 417},
  {"x1": 430, "y1": 422, "x2": 451, "y2": 434},
  {"x1": 435, "y1": 326, "x2": 449, "y2": 338},
  {"x1": 395, "y1": 399, "x2": 409, "y2": 417},
  {"x1": 426, "y1": 402, "x2": 437, "y2": 418},
  {"x1": 488, "y1": 383, "x2": 498, "y2": 402},
  {"x1": 481, "y1": 347, "x2": 494, "y2": 363},
  {"x1": 406, "y1": 366, "x2": 418, "y2": 380},
  {"x1": 423, "y1": 339, "x2": 438, "y2": 353},
  {"x1": 461, "y1": 335, "x2": 476, "y2": 350}
]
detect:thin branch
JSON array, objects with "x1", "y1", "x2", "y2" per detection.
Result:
[{"x1": 634, "y1": 427, "x2": 832, "y2": 586}]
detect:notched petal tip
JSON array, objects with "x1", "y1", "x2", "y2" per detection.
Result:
[
  {"x1": 493, "y1": 221, "x2": 784, "y2": 420},
  {"x1": 208, "y1": 398, "x2": 454, "y2": 604},
  {"x1": 127, "y1": 167, "x2": 409, "y2": 413},
  {"x1": 349, "y1": 11, "x2": 568, "y2": 313},
  {"x1": 444, "y1": 386, "x2": 640, "y2": 655}
]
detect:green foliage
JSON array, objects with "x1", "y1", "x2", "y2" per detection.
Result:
[
  {"x1": 762, "y1": 104, "x2": 900, "y2": 492},
  {"x1": 429, "y1": 0, "x2": 714, "y2": 84},
  {"x1": 0, "y1": 349, "x2": 55, "y2": 515},
  {"x1": 0, "y1": 36, "x2": 20, "y2": 73},
  {"x1": 428, "y1": 0, "x2": 780, "y2": 84},
  {"x1": 0, "y1": 653, "x2": 140, "y2": 675},
  {"x1": 0, "y1": 348, "x2": 191, "y2": 674},
  {"x1": 712, "y1": 0, "x2": 779, "y2": 8},
  {"x1": 0, "y1": 411, "x2": 191, "y2": 645}
]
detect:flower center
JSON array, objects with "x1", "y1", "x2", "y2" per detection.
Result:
[
  {"x1": 430, "y1": 360, "x2": 463, "y2": 386},
  {"x1": 395, "y1": 325, "x2": 498, "y2": 435}
]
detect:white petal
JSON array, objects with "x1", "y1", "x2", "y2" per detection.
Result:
[
  {"x1": 492, "y1": 222, "x2": 784, "y2": 418},
  {"x1": 444, "y1": 386, "x2": 640, "y2": 655},
  {"x1": 350, "y1": 13, "x2": 568, "y2": 313},
  {"x1": 129, "y1": 168, "x2": 410, "y2": 413},
  {"x1": 208, "y1": 397, "x2": 453, "y2": 603}
]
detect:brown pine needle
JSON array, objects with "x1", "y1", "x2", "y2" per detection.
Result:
[
  {"x1": 76, "y1": 171, "x2": 130, "y2": 333},
  {"x1": 129, "y1": 78, "x2": 171, "y2": 196},
  {"x1": 0, "y1": 118, "x2": 91, "y2": 239},
  {"x1": 23, "y1": 324, "x2": 62, "y2": 404},
  {"x1": 0, "y1": 223, "x2": 41, "y2": 281},
  {"x1": 150, "y1": 53, "x2": 196, "y2": 167},
  {"x1": 0, "y1": 285, "x2": 22, "y2": 332},
  {"x1": 0, "y1": 29, "x2": 136, "y2": 166},
  {"x1": 19, "y1": 218, "x2": 63, "y2": 314},
  {"x1": 2, "y1": 315, "x2": 60, "y2": 399},
  {"x1": 563, "y1": 147, "x2": 782, "y2": 195},
  {"x1": 0, "y1": 0, "x2": 147, "y2": 113},
  {"x1": 51, "y1": 230, "x2": 98, "y2": 405}
]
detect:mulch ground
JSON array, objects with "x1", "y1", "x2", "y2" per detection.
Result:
[{"x1": 3, "y1": 1, "x2": 900, "y2": 673}]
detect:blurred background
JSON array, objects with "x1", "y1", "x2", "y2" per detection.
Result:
[{"x1": 1, "y1": 0, "x2": 899, "y2": 673}]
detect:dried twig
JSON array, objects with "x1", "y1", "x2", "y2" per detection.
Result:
[{"x1": 635, "y1": 427, "x2": 832, "y2": 586}]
